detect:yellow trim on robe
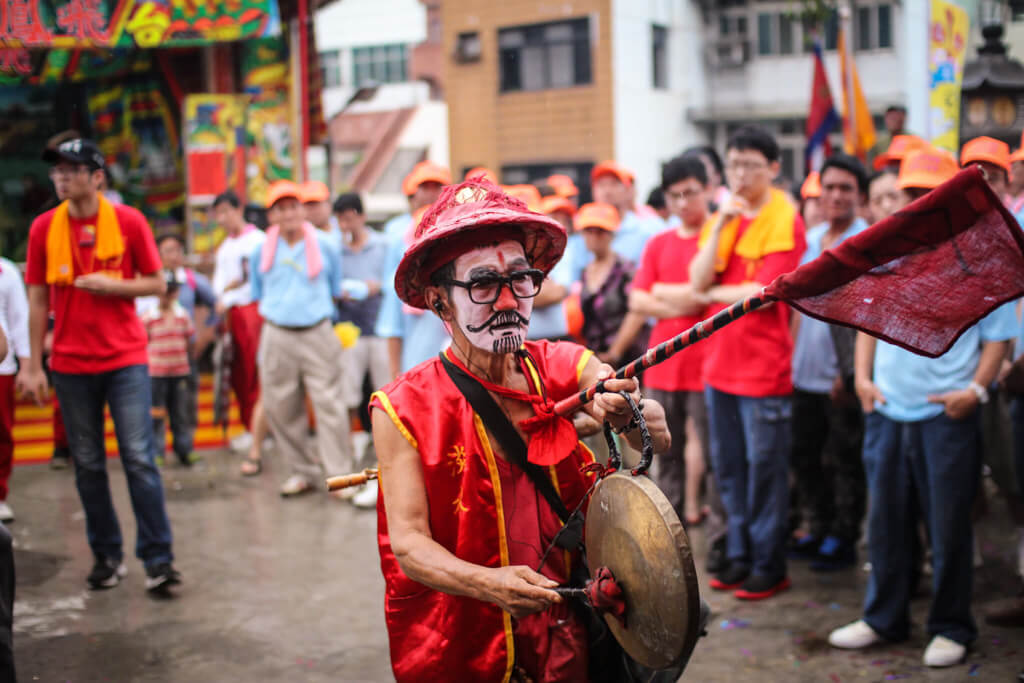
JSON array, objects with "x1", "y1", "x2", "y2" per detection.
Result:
[
  {"x1": 371, "y1": 390, "x2": 418, "y2": 449},
  {"x1": 698, "y1": 188, "x2": 798, "y2": 273},
  {"x1": 575, "y1": 349, "x2": 594, "y2": 382},
  {"x1": 474, "y1": 414, "x2": 516, "y2": 683}
]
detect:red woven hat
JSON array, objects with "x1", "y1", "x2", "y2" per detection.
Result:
[{"x1": 394, "y1": 179, "x2": 567, "y2": 309}]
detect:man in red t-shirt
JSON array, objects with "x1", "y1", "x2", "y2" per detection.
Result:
[
  {"x1": 630, "y1": 154, "x2": 728, "y2": 571},
  {"x1": 18, "y1": 139, "x2": 181, "y2": 594},
  {"x1": 689, "y1": 126, "x2": 806, "y2": 601}
]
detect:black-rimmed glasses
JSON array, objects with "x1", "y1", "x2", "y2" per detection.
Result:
[{"x1": 444, "y1": 269, "x2": 544, "y2": 304}]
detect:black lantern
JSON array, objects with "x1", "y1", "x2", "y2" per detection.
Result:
[{"x1": 960, "y1": 1, "x2": 1024, "y2": 145}]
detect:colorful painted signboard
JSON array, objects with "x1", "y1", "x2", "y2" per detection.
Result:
[
  {"x1": 241, "y1": 37, "x2": 294, "y2": 207},
  {"x1": 0, "y1": 0, "x2": 281, "y2": 49},
  {"x1": 927, "y1": 0, "x2": 969, "y2": 153},
  {"x1": 184, "y1": 93, "x2": 248, "y2": 253}
]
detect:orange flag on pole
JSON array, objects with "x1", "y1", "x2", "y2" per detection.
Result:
[{"x1": 838, "y1": 27, "x2": 876, "y2": 160}]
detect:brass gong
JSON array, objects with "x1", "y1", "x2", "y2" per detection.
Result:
[{"x1": 585, "y1": 472, "x2": 703, "y2": 670}]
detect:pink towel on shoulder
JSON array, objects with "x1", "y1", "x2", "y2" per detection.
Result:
[{"x1": 259, "y1": 222, "x2": 323, "y2": 279}]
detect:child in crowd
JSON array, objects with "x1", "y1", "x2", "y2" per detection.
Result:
[{"x1": 143, "y1": 271, "x2": 196, "y2": 467}]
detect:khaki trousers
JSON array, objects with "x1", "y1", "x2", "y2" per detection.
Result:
[
  {"x1": 259, "y1": 321, "x2": 353, "y2": 484},
  {"x1": 339, "y1": 335, "x2": 391, "y2": 409}
]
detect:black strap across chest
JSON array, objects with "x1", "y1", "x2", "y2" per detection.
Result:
[{"x1": 440, "y1": 353, "x2": 573, "y2": 523}]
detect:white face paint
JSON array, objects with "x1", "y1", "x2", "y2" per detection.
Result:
[{"x1": 449, "y1": 241, "x2": 534, "y2": 355}]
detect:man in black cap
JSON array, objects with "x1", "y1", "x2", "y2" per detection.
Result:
[{"x1": 18, "y1": 138, "x2": 182, "y2": 593}]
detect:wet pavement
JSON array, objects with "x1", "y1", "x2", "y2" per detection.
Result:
[{"x1": 9, "y1": 450, "x2": 1024, "y2": 682}]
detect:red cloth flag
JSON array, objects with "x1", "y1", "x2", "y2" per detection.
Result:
[
  {"x1": 806, "y1": 42, "x2": 838, "y2": 172},
  {"x1": 766, "y1": 166, "x2": 1024, "y2": 357}
]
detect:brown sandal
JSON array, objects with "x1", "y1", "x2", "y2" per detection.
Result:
[{"x1": 240, "y1": 457, "x2": 262, "y2": 476}]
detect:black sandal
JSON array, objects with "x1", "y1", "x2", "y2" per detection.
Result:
[{"x1": 240, "y1": 457, "x2": 262, "y2": 476}]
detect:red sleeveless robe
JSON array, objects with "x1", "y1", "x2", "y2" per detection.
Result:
[{"x1": 370, "y1": 340, "x2": 597, "y2": 682}]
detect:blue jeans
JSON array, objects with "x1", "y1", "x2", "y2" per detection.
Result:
[
  {"x1": 53, "y1": 364, "x2": 174, "y2": 568},
  {"x1": 861, "y1": 411, "x2": 979, "y2": 645},
  {"x1": 705, "y1": 387, "x2": 791, "y2": 578}
]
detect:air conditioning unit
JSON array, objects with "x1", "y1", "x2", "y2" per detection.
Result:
[
  {"x1": 707, "y1": 39, "x2": 750, "y2": 69},
  {"x1": 454, "y1": 32, "x2": 481, "y2": 63}
]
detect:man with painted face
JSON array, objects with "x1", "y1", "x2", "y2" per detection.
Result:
[{"x1": 370, "y1": 179, "x2": 670, "y2": 683}]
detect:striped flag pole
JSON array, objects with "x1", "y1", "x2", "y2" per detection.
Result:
[{"x1": 554, "y1": 292, "x2": 776, "y2": 416}]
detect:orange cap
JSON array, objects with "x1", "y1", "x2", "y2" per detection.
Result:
[
  {"x1": 402, "y1": 161, "x2": 452, "y2": 196},
  {"x1": 800, "y1": 172, "x2": 822, "y2": 200},
  {"x1": 898, "y1": 146, "x2": 960, "y2": 191},
  {"x1": 266, "y1": 180, "x2": 303, "y2": 208},
  {"x1": 591, "y1": 161, "x2": 634, "y2": 186},
  {"x1": 541, "y1": 195, "x2": 576, "y2": 218},
  {"x1": 300, "y1": 180, "x2": 330, "y2": 203},
  {"x1": 574, "y1": 202, "x2": 620, "y2": 232},
  {"x1": 1011, "y1": 148, "x2": 1024, "y2": 164},
  {"x1": 464, "y1": 166, "x2": 498, "y2": 183},
  {"x1": 503, "y1": 184, "x2": 543, "y2": 212},
  {"x1": 960, "y1": 136, "x2": 1011, "y2": 173},
  {"x1": 547, "y1": 174, "x2": 579, "y2": 198},
  {"x1": 873, "y1": 135, "x2": 928, "y2": 171}
]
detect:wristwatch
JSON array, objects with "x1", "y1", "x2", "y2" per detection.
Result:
[{"x1": 968, "y1": 381, "x2": 990, "y2": 405}]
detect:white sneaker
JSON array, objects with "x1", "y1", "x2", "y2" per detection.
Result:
[
  {"x1": 828, "y1": 620, "x2": 883, "y2": 649},
  {"x1": 230, "y1": 432, "x2": 254, "y2": 453},
  {"x1": 279, "y1": 475, "x2": 314, "y2": 497},
  {"x1": 922, "y1": 635, "x2": 966, "y2": 667},
  {"x1": 0, "y1": 501, "x2": 13, "y2": 523},
  {"x1": 352, "y1": 479, "x2": 379, "y2": 509}
]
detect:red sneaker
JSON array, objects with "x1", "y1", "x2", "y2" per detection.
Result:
[
  {"x1": 734, "y1": 575, "x2": 791, "y2": 600},
  {"x1": 709, "y1": 563, "x2": 749, "y2": 591}
]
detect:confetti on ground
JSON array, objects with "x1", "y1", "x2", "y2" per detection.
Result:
[
  {"x1": 805, "y1": 600, "x2": 822, "y2": 608},
  {"x1": 884, "y1": 674, "x2": 910, "y2": 680},
  {"x1": 828, "y1": 602, "x2": 841, "y2": 610},
  {"x1": 720, "y1": 618, "x2": 751, "y2": 630},
  {"x1": 829, "y1": 673, "x2": 840, "y2": 682},
  {"x1": 741, "y1": 648, "x2": 753, "y2": 657},
  {"x1": 871, "y1": 659, "x2": 891, "y2": 666},
  {"x1": 968, "y1": 664, "x2": 980, "y2": 676}
]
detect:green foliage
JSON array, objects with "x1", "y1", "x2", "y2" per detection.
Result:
[{"x1": 789, "y1": 0, "x2": 837, "y2": 23}]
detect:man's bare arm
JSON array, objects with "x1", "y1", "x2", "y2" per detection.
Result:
[
  {"x1": 18, "y1": 285, "x2": 50, "y2": 404},
  {"x1": 533, "y1": 278, "x2": 568, "y2": 308},
  {"x1": 372, "y1": 409, "x2": 560, "y2": 618},
  {"x1": 629, "y1": 289, "x2": 678, "y2": 319},
  {"x1": 74, "y1": 272, "x2": 166, "y2": 298}
]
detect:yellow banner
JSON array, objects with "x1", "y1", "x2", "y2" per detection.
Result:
[{"x1": 928, "y1": 0, "x2": 970, "y2": 152}]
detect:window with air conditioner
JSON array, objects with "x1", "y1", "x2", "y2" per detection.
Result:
[{"x1": 498, "y1": 18, "x2": 592, "y2": 92}]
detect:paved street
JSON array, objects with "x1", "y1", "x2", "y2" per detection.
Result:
[{"x1": 9, "y1": 451, "x2": 1024, "y2": 682}]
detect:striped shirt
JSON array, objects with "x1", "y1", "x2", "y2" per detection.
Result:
[{"x1": 142, "y1": 303, "x2": 194, "y2": 377}]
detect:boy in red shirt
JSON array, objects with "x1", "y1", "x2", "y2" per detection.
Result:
[
  {"x1": 143, "y1": 272, "x2": 196, "y2": 467},
  {"x1": 18, "y1": 139, "x2": 181, "y2": 594},
  {"x1": 689, "y1": 126, "x2": 807, "y2": 600},
  {"x1": 630, "y1": 154, "x2": 729, "y2": 570}
]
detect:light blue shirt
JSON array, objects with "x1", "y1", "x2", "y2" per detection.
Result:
[
  {"x1": 874, "y1": 302, "x2": 1018, "y2": 422},
  {"x1": 383, "y1": 212, "x2": 413, "y2": 241},
  {"x1": 527, "y1": 252, "x2": 572, "y2": 340},
  {"x1": 374, "y1": 232, "x2": 449, "y2": 372},
  {"x1": 250, "y1": 231, "x2": 342, "y2": 327},
  {"x1": 569, "y1": 210, "x2": 662, "y2": 280},
  {"x1": 793, "y1": 219, "x2": 868, "y2": 393}
]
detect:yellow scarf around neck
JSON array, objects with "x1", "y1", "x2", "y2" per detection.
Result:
[
  {"x1": 699, "y1": 188, "x2": 797, "y2": 272},
  {"x1": 46, "y1": 193, "x2": 125, "y2": 285}
]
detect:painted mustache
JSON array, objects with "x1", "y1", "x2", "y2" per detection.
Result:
[{"x1": 466, "y1": 310, "x2": 530, "y2": 334}]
